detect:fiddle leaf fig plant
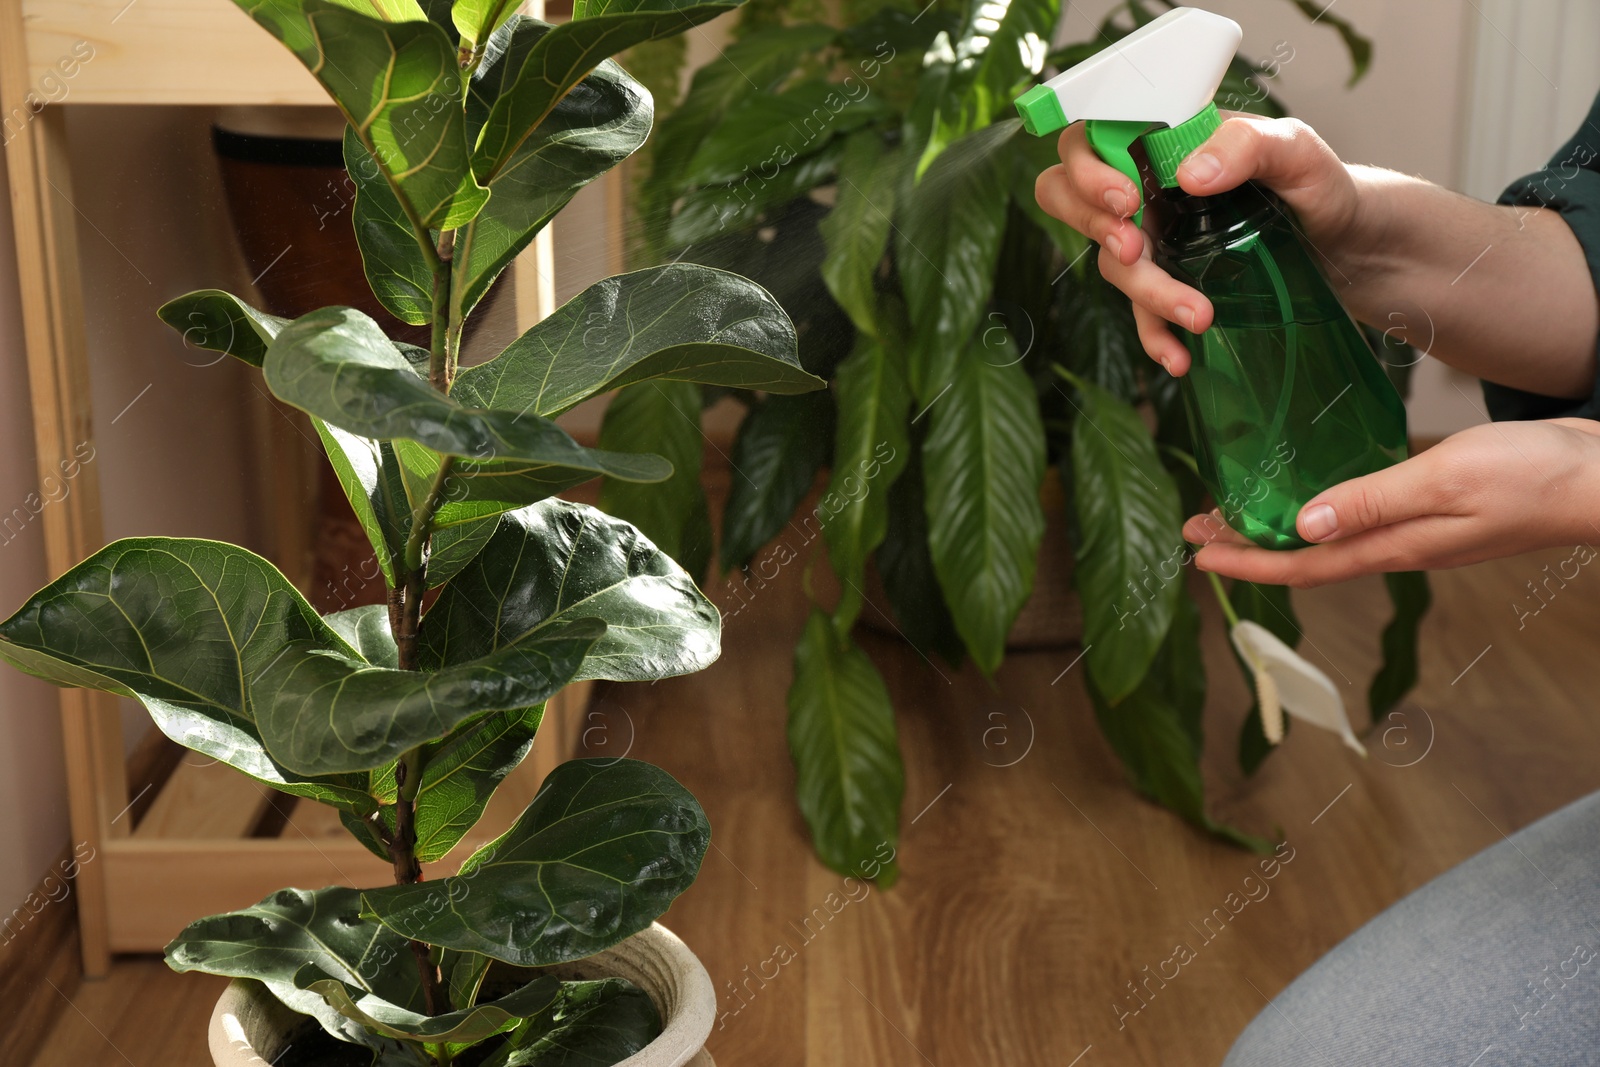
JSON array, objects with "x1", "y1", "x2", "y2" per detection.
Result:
[{"x1": 0, "y1": 1, "x2": 820, "y2": 1064}]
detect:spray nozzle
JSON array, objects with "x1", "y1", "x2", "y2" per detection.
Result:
[{"x1": 1015, "y1": 7, "x2": 1241, "y2": 226}]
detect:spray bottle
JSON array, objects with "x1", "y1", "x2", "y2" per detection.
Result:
[{"x1": 1015, "y1": 7, "x2": 1406, "y2": 549}]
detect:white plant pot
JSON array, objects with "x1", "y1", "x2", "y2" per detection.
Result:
[{"x1": 208, "y1": 923, "x2": 716, "y2": 1067}]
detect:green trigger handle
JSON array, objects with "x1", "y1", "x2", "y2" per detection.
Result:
[{"x1": 1085, "y1": 119, "x2": 1150, "y2": 228}]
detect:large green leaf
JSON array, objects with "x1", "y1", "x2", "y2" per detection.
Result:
[
  {"x1": 923, "y1": 336, "x2": 1046, "y2": 675},
  {"x1": 719, "y1": 391, "x2": 834, "y2": 572},
  {"x1": 344, "y1": 129, "x2": 434, "y2": 327},
  {"x1": 1066, "y1": 372, "x2": 1185, "y2": 704},
  {"x1": 455, "y1": 25, "x2": 654, "y2": 320},
  {"x1": 452, "y1": 264, "x2": 816, "y2": 420},
  {"x1": 166, "y1": 886, "x2": 559, "y2": 1046},
  {"x1": 910, "y1": 0, "x2": 1055, "y2": 176},
  {"x1": 418, "y1": 499, "x2": 720, "y2": 684},
  {"x1": 405, "y1": 705, "x2": 546, "y2": 863},
  {"x1": 263, "y1": 305, "x2": 672, "y2": 485},
  {"x1": 596, "y1": 382, "x2": 712, "y2": 582},
  {"x1": 1368, "y1": 571, "x2": 1431, "y2": 723},
  {"x1": 314, "y1": 419, "x2": 499, "y2": 590},
  {"x1": 897, "y1": 120, "x2": 1017, "y2": 399},
  {"x1": 156, "y1": 289, "x2": 290, "y2": 368},
  {"x1": 470, "y1": 0, "x2": 741, "y2": 186},
  {"x1": 235, "y1": 0, "x2": 487, "y2": 230},
  {"x1": 453, "y1": 0, "x2": 520, "y2": 47},
  {"x1": 1060, "y1": 259, "x2": 1142, "y2": 405},
  {"x1": 667, "y1": 140, "x2": 843, "y2": 248},
  {"x1": 820, "y1": 132, "x2": 898, "y2": 338},
  {"x1": 1087, "y1": 592, "x2": 1269, "y2": 852},
  {"x1": 641, "y1": 22, "x2": 838, "y2": 252},
  {"x1": 0, "y1": 539, "x2": 380, "y2": 813},
  {"x1": 876, "y1": 448, "x2": 965, "y2": 668},
  {"x1": 680, "y1": 79, "x2": 888, "y2": 187},
  {"x1": 787, "y1": 611, "x2": 903, "y2": 885},
  {"x1": 361, "y1": 759, "x2": 710, "y2": 965},
  {"x1": 0, "y1": 535, "x2": 603, "y2": 777},
  {"x1": 1010, "y1": 132, "x2": 1092, "y2": 268},
  {"x1": 486, "y1": 978, "x2": 661, "y2": 1067},
  {"x1": 824, "y1": 340, "x2": 911, "y2": 632}
]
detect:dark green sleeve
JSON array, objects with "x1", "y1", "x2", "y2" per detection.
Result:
[{"x1": 1481, "y1": 90, "x2": 1600, "y2": 422}]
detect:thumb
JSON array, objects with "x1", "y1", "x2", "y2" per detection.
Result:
[
  {"x1": 1176, "y1": 115, "x2": 1351, "y2": 216},
  {"x1": 1297, "y1": 455, "x2": 1446, "y2": 543}
]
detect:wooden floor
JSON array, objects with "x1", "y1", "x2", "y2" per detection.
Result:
[{"x1": 29, "y1": 543, "x2": 1600, "y2": 1066}]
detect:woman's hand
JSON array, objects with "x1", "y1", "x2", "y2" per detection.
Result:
[
  {"x1": 1183, "y1": 419, "x2": 1600, "y2": 587},
  {"x1": 1033, "y1": 114, "x2": 1367, "y2": 374}
]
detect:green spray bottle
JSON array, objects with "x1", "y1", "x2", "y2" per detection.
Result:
[{"x1": 1015, "y1": 7, "x2": 1406, "y2": 549}]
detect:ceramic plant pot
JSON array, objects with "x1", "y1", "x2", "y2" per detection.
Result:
[{"x1": 208, "y1": 923, "x2": 716, "y2": 1067}]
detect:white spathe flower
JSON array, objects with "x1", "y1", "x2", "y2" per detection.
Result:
[{"x1": 1230, "y1": 620, "x2": 1366, "y2": 758}]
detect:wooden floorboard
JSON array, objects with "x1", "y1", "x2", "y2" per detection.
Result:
[{"x1": 29, "y1": 544, "x2": 1600, "y2": 1066}]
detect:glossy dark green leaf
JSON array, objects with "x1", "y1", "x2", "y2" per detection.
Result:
[
  {"x1": 1368, "y1": 570, "x2": 1431, "y2": 723},
  {"x1": 314, "y1": 420, "x2": 411, "y2": 587},
  {"x1": 298, "y1": 965, "x2": 557, "y2": 1046},
  {"x1": 910, "y1": 0, "x2": 1054, "y2": 176},
  {"x1": 1060, "y1": 259, "x2": 1142, "y2": 405},
  {"x1": 452, "y1": 264, "x2": 816, "y2": 420},
  {"x1": 1086, "y1": 593, "x2": 1270, "y2": 852},
  {"x1": 824, "y1": 340, "x2": 911, "y2": 632},
  {"x1": 1010, "y1": 132, "x2": 1092, "y2": 268},
  {"x1": 454, "y1": 0, "x2": 520, "y2": 47},
  {"x1": 923, "y1": 336, "x2": 1046, "y2": 675},
  {"x1": 0, "y1": 539, "x2": 380, "y2": 814},
  {"x1": 344, "y1": 129, "x2": 433, "y2": 327},
  {"x1": 418, "y1": 499, "x2": 720, "y2": 684},
  {"x1": 897, "y1": 120, "x2": 1017, "y2": 399},
  {"x1": 596, "y1": 382, "x2": 712, "y2": 582},
  {"x1": 876, "y1": 449, "x2": 965, "y2": 668},
  {"x1": 487, "y1": 978, "x2": 661, "y2": 1067},
  {"x1": 681, "y1": 79, "x2": 888, "y2": 187},
  {"x1": 156, "y1": 289, "x2": 289, "y2": 368},
  {"x1": 234, "y1": 0, "x2": 487, "y2": 229},
  {"x1": 167, "y1": 886, "x2": 560, "y2": 1046},
  {"x1": 820, "y1": 132, "x2": 898, "y2": 338},
  {"x1": 456, "y1": 25, "x2": 654, "y2": 320},
  {"x1": 719, "y1": 391, "x2": 834, "y2": 572},
  {"x1": 408, "y1": 705, "x2": 546, "y2": 863},
  {"x1": 324, "y1": 604, "x2": 400, "y2": 668},
  {"x1": 361, "y1": 759, "x2": 710, "y2": 965},
  {"x1": 787, "y1": 611, "x2": 903, "y2": 885},
  {"x1": 263, "y1": 305, "x2": 672, "y2": 487},
  {"x1": 1229, "y1": 581, "x2": 1300, "y2": 776},
  {"x1": 641, "y1": 22, "x2": 838, "y2": 253},
  {"x1": 667, "y1": 141, "x2": 843, "y2": 248},
  {"x1": 470, "y1": 0, "x2": 740, "y2": 186},
  {"x1": 0, "y1": 534, "x2": 604, "y2": 777},
  {"x1": 315, "y1": 419, "x2": 500, "y2": 589},
  {"x1": 1066, "y1": 372, "x2": 1185, "y2": 703}
]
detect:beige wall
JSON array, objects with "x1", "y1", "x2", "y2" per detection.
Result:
[{"x1": 0, "y1": 143, "x2": 72, "y2": 922}]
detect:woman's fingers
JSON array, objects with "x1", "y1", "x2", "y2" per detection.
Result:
[
  {"x1": 1097, "y1": 237, "x2": 1213, "y2": 337},
  {"x1": 1293, "y1": 450, "x2": 1456, "y2": 543},
  {"x1": 1134, "y1": 305, "x2": 1191, "y2": 375},
  {"x1": 1193, "y1": 516, "x2": 1475, "y2": 588}
]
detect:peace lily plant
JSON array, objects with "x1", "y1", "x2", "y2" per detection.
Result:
[
  {"x1": 616, "y1": 0, "x2": 1426, "y2": 877},
  {"x1": 0, "y1": 1, "x2": 821, "y2": 1064}
]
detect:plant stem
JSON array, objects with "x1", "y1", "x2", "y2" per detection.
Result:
[
  {"x1": 429, "y1": 231, "x2": 457, "y2": 392},
  {"x1": 386, "y1": 228, "x2": 462, "y2": 1028},
  {"x1": 1208, "y1": 570, "x2": 1241, "y2": 629}
]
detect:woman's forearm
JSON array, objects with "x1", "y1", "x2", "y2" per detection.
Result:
[{"x1": 1338, "y1": 165, "x2": 1598, "y2": 400}]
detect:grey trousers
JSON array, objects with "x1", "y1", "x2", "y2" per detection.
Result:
[{"x1": 1224, "y1": 790, "x2": 1600, "y2": 1066}]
